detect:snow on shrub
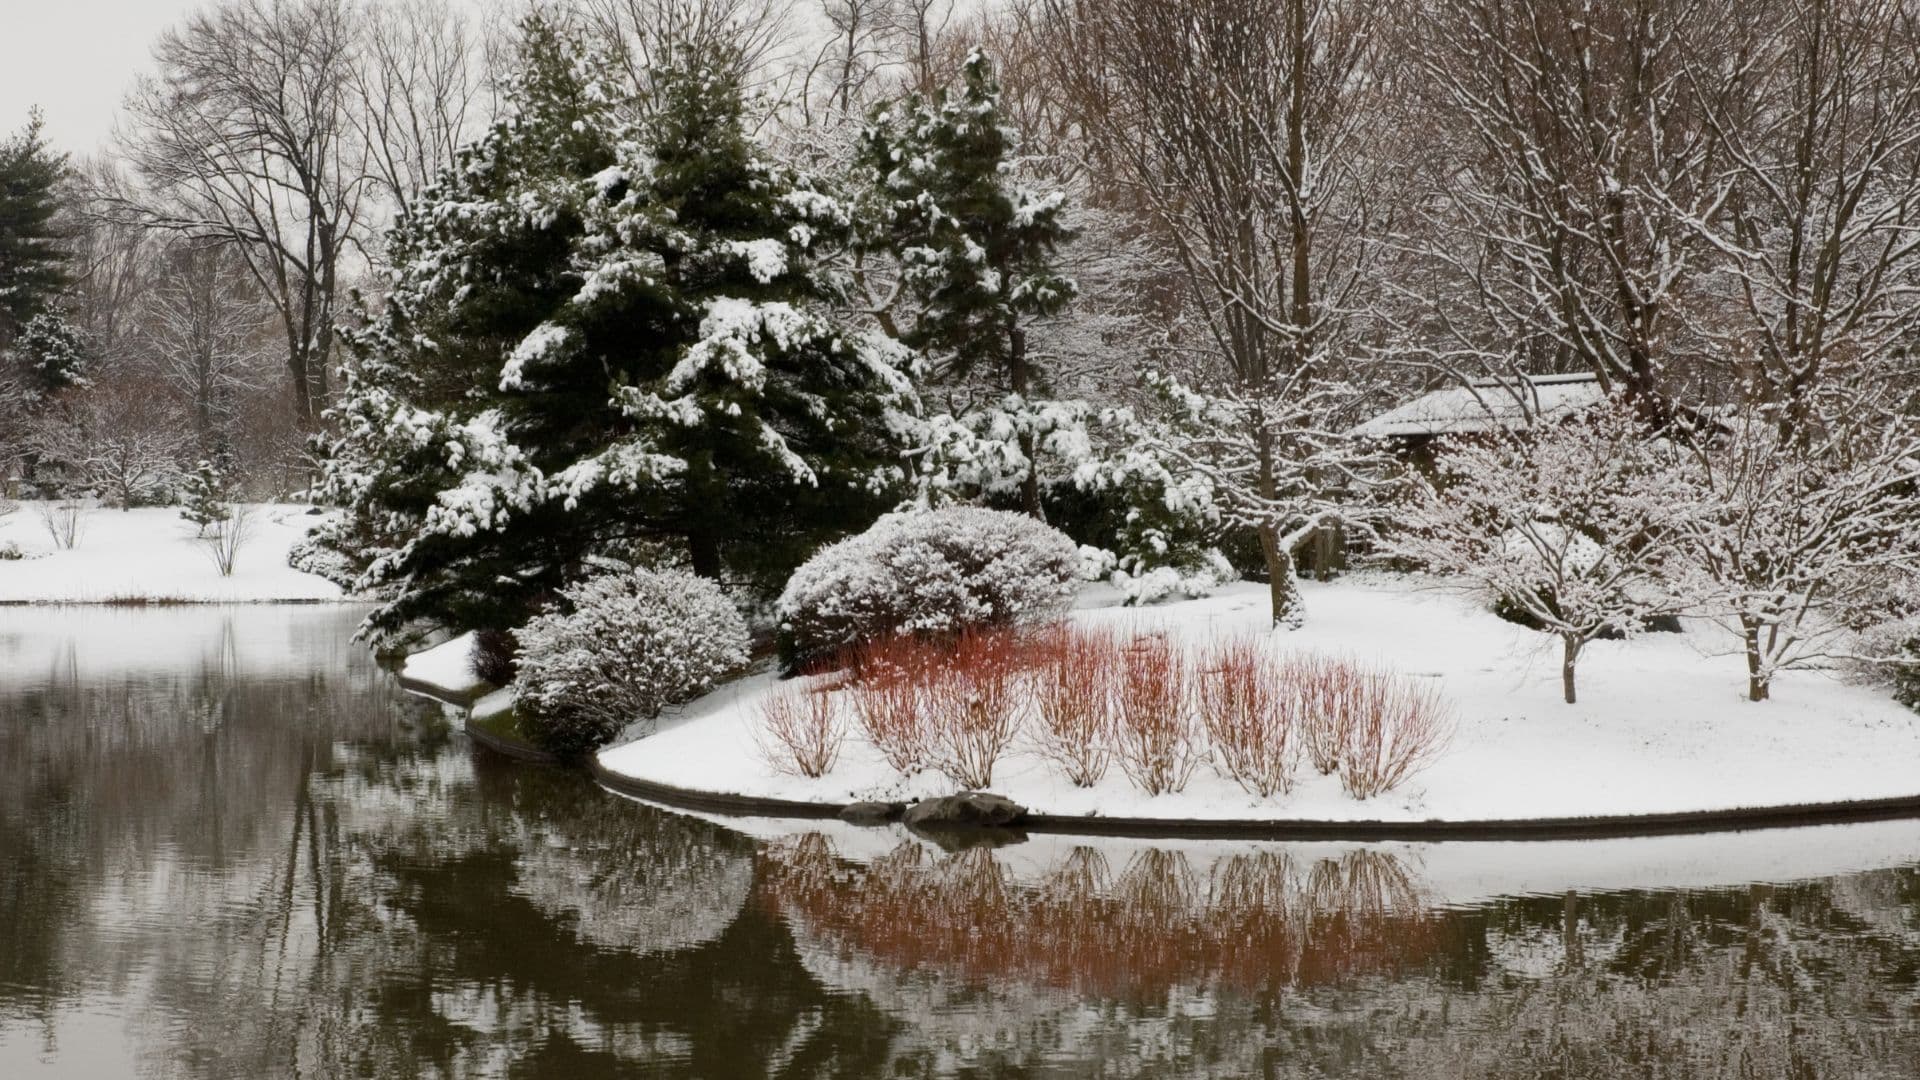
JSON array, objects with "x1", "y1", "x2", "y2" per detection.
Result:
[
  {"x1": 755, "y1": 682, "x2": 846, "y2": 778},
  {"x1": 1196, "y1": 637, "x2": 1296, "y2": 797},
  {"x1": 1031, "y1": 625, "x2": 1122, "y2": 787},
  {"x1": 775, "y1": 506, "x2": 1080, "y2": 667},
  {"x1": 516, "y1": 568, "x2": 750, "y2": 756},
  {"x1": 1113, "y1": 633, "x2": 1204, "y2": 795},
  {"x1": 923, "y1": 630, "x2": 1029, "y2": 789},
  {"x1": 287, "y1": 535, "x2": 361, "y2": 590}
]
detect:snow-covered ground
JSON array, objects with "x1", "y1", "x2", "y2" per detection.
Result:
[
  {"x1": 398, "y1": 630, "x2": 488, "y2": 699},
  {"x1": 0, "y1": 502, "x2": 347, "y2": 603},
  {"x1": 599, "y1": 576, "x2": 1920, "y2": 823}
]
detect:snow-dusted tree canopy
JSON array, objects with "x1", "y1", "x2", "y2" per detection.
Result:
[{"x1": 319, "y1": 17, "x2": 921, "y2": 638}]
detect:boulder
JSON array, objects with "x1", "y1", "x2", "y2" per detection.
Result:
[
  {"x1": 901, "y1": 792, "x2": 1028, "y2": 829},
  {"x1": 837, "y1": 801, "x2": 906, "y2": 826}
]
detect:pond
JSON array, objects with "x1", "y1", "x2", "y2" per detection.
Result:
[{"x1": 3, "y1": 606, "x2": 1919, "y2": 1078}]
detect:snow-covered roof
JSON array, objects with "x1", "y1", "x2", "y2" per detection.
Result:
[{"x1": 1351, "y1": 373, "x2": 1606, "y2": 439}]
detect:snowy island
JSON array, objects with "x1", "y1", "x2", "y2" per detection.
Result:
[{"x1": 398, "y1": 571, "x2": 1920, "y2": 834}]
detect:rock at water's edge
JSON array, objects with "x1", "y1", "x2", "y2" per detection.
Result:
[{"x1": 901, "y1": 793, "x2": 1028, "y2": 829}]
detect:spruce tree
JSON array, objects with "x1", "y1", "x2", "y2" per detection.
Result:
[
  {"x1": 0, "y1": 113, "x2": 70, "y2": 347},
  {"x1": 320, "y1": 20, "x2": 918, "y2": 639},
  {"x1": 861, "y1": 52, "x2": 1076, "y2": 517}
]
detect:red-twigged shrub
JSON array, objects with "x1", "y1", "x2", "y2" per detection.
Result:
[
  {"x1": 924, "y1": 630, "x2": 1028, "y2": 789},
  {"x1": 1197, "y1": 637, "x2": 1296, "y2": 797},
  {"x1": 755, "y1": 682, "x2": 846, "y2": 778},
  {"x1": 1113, "y1": 633, "x2": 1203, "y2": 795},
  {"x1": 1031, "y1": 625, "x2": 1121, "y2": 787},
  {"x1": 1288, "y1": 654, "x2": 1357, "y2": 775},
  {"x1": 1336, "y1": 665, "x2": 1453, "y2": 799},
  {"x1": 847, "y1": 636, "x2": 935, "y2": 775}
]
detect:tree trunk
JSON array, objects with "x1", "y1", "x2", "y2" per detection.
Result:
[
  {"x1": 1009, "y1": 320, "x2": 1043, "y2": 521},
  {"x1": 1742, "y1": 615, "x2": 1770, "y2": 702},
  {"x1": 687, "y1": 527, "x2": 721, "y2": 581},
  {"x1": 1259, "y1": 524, "x2": 1302, "y2": 629},
  {"x1": 1561, "y1": 632, "x2": 1581, "y2": 705}
]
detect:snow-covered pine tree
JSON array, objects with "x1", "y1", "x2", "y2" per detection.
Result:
[
  {"x1": 861, "y1": 51, "x2": 1076, "y2": 518},
  {"x1": 181, "y1": 459, "x2": 228, "y2": 537},
  {"x1": 319, "y1": 18, "x2": 918, "y2": 640},
  {"x1": 14, "y1": 312, "x2": 88, "y2": 397},
  {"x1": 0, "y1": 113, "x2": 71, "y2": 349}
]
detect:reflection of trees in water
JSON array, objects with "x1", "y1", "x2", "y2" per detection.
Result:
[
  {"x1": 0, "y1": 610, "x2": 894, "y2": 1078},
  {"x1": 759, "y1": 835, "x2": 1440, "y2": 1003}
]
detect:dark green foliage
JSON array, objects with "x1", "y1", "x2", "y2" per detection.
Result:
[
  {"x1": 180, "y1": 459, "x2": 229, "y2": 536},
  {"x1": 319, "y1": 19, "x2": 916, "y2": 641},
  {"x1": 861, "y1": 52, "x2": 1075, "y2": 389},
  {"x1": 0, "y1": 112, "x2": 70, "y2": 346},
  {"x1": 469, "y1": 628, "x2": 518, "y2": 688},
  {"x1": 13, "y1": 312, "x2": 87, "y2": 396}
]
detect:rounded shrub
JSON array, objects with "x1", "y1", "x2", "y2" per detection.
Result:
[
  {"x1": 516, "y1": 568, "x2": 750, "y2": 756},
  {"x1": 776, "y1": 506, "x2": 1080, "y2": 669}
]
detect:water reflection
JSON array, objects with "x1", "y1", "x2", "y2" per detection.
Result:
[{"x1": 2, "y1": 606, "x2": 1920, "y2": 1078}]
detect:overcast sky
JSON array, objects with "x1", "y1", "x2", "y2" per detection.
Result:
[
  {"x1": 0, "y1": 2, "x2": 194, "y2": 155},
  {"x1": 0, "y1": 0, "x2": 498, "y2": 157}
]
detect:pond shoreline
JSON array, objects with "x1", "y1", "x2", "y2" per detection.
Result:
[{"x1": 586, "y1": 756, "x2": 1920, "y2": 842}]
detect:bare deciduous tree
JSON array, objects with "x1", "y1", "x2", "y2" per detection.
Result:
[
  {"x1": 1045, "y1": 0, "x2": 1398, "y2": 625},
  {"x1": 121, "y1": 0, "x2": 370, "y2": 425}
]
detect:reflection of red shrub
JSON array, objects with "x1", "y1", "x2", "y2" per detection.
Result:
[
  {"x1": 924, "y1": 630, "x2": 1028, "y2": 789},
  {"x1": 1197, "y1": 637, "x2": 1296, "y2": 796},
  {"x1": 758, "y1": 837, "x2": 1443, "y2": 1002},
  {"x1": 755, "y1": 683, "x2": 845, "y2": 778},
  {"x1": 1114, "y1": 635, "x2": 1203, "y2": 794},
  {"x1": 1031, "y1": 626, "x2": 1121, "y2": 787}
]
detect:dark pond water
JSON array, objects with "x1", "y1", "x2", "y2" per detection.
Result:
[{"x1": 4, "y1": 606, "x2": 1920, "y2": 1078}]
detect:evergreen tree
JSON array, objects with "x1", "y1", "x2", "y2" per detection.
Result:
[
  {"x1": 319, "y1": 19, "x2": 918, "y2": 640},
  {"x1": 14, "y1": 312, "x2": 87, "y2": 397},
  {"x1": 0, "y1": 112, "x2": 70, "y2": 347},
  {"x1": 860, "y1": 52, "x2": 1076, "y2": 517},
  {"x1": 181, "y1": 459, "x2": 230, "y2": 537}
]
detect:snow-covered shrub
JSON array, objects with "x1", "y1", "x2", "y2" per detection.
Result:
[
  {"x1": 286, "y1": 534, "x2": 361, "y2": 590},
  {"x1": 0, "y1": 541, "x2": 22, "y2": 561},
  {"x1": 755, "y1": 683, "x2": 845, "y2": 778},
  {"x1": 1197, "y1": 637, "x2": 1295, "y2": 798},
  {"x1": 776, "y1": 507, "x2": 1079, "y2": 668},
  {"x1": 1110, "y1": 549, "x2": 1239, "y2": 606},
  {"x1": 1113, "y1": 634, "x2": 1203, "y2": 795},
  {"x1": 1031, "y1": 625, "x2": 1122, "y2": 787},
  {"x1": 516, "y1": 568, "x2": 750, "y2": 756},
  {"x1": 470, "y1": 629, "x2": 518, "y2": 687}
]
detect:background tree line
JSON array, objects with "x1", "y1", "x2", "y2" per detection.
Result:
[{"x1": 3, "y1": 0, "x2": 1917, "y2": 633}]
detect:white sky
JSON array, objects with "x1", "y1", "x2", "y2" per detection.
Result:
[
  {"x1": 0, "y1": 1, "x2": 191, "y2": 155},
  {"x1": 0, "y1": 0, "x2": 494, "y2": 157}
]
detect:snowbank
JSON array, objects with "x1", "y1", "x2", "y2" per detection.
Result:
[
  {"x1": 599, "y1": 575, "x2": 1920, "y2": 824},
  {"x1": 0, "y1": 502, "x2": 348, "y2": 604},
  {"x1": 398, "y1": 631, "x2": 487, "y2": 700}
]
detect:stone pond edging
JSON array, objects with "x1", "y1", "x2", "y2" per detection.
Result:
[{"x1": 586, "y1": 757, "x2": 1920, "y2": 842}]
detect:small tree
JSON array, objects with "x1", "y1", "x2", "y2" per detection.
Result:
[
  {"x1": 1675, "y1": 411, "x2": 1920, "y2": 701},
  {"x1": 861, "y1": 50, "x2": 1077, "y2": 519},
  {"x1": 181, "y1": 459, "x2": 230, "y2": 537},
  {"x1": 200, "y1": 504, "x2": 254, "y2": 576},
  {"x1": 1388, "y1": 399, "x2": 1697, "y2": 704}
]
